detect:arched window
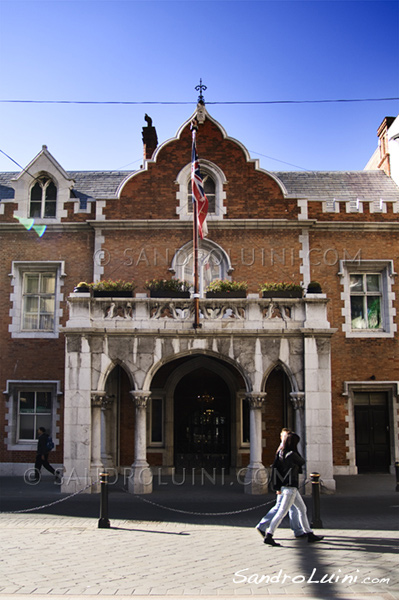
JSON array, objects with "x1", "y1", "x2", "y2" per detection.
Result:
[
  {"x1": 30, "y1": 175, "x2": 57, "y2": 218},
  {"x1": 171, "y1": 239, "x2": 232, "y2": 297},
  {"x1": 186, "y1": 173, "x2": 216, "y2": 213},
  {"x1": 176, "y1": 160, "x2": 226, "y2": 222}
]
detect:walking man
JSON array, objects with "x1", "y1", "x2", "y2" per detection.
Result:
[{"x1": 34, "y1": 427, "x2": 59, "y2": 482}]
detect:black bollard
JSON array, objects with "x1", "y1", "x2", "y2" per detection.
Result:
[
  {"x1": 310, "y1": 472, "x2": 323, "y2": 528},
  {"x1": 98, "y1": 472, "x2": 111, "y2": 529},
  {"x1": 395, "y1": 462, "x2": 399, "y2": 492}
]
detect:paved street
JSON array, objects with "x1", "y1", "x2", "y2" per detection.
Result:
[{"x1": 0, "y1": 473, "x2": 398, "y2": 600}]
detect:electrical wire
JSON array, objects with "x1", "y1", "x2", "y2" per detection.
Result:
[{"x1": 0, "y1": 97, "x2": 398, "y2": 106}]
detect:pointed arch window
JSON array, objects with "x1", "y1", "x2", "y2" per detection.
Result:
[
  {"x1": 176, "y1": 160, "x2": 226, "y2": 222},
  {"x1": 30, "y1": 176, "x2": 57, "y2": 218}
]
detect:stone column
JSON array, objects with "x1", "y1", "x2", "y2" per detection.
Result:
[
  {"x1": 101, "y1": 396, "x2": 115, "y2": 470},
  {"x1": 128, "y1": 390, "x2": 153, "y2": 494},
  {"x1": 90, "y1": 392, "x2": 106, "y2": 492},
  {"x1": 289, "y1": 392, "x2": 305, "y2": 454},
  {"x1": 244, "y1": 392, "x2": 268, "y2": 495}
]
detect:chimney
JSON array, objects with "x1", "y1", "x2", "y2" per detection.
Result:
[
  {"x1": 142, "y1": 114, "x2": 158, "y2": 160},
  {"x1": 377, "y1": 116, "x2": 395, "y2": 176}
]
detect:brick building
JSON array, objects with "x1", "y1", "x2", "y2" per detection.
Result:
[{"x1": 1, "y1": 105, "x2": 398, "y2": 494}]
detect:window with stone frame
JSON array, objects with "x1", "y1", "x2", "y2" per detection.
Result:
[
  {"x1": 176, "y1": 160, "x2": 227, "y2": 222},
  {"x1": 29, "y1": 175, "x2": 57, "y2": 218},
  {"x1": 339, "y1": 260, "x2": 396, "y2": 338},
  {"x1": 22, "y1": 272, "x2": 56, "y2": 331},
  {"x1": 18, "y1": 390, "x2": 52, "y2": 441},
  {"x1": 349, "y1": 273, "x2": 382, "y2": 330},
  {"x1": 9, "y1": 261, "x2": 65, "y2": 339},
  {"x1": 4, "y1": 380, "x2": 60, "y2": 451}
]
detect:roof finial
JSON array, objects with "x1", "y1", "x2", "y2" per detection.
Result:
[{"x1": 195, "y1": 79, "x2": 207, "y2": 105}]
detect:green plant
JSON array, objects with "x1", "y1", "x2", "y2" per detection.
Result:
[
  {"x1": 206, "y1": 279, "x2": 248, "y2": 293},
  {"x1": 90, "y1": 279, "x2": 136, "y2": 292},
  {"x1": 307, "y1": 280, "x2": 322, "y2": 291},
  {"x1": 259, "y1": 282, "x2": 303, "y2": 293},
  {"x1": 144, "y1": 278, "x2": 191, "y2": 293}
]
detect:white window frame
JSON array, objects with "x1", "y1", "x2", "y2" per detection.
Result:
[
  {"x1": 175, "y1": 160, "x2": 227, "y2": 222},
  {"x1": 9, "y1": 261, "x2": 66, "y2": 339},
  {"x1": 339, "y1": 259, "x2": 396, "y2": 338},
  {"x1": 4, "y1": 380, "x2": 61, "y2": 451}
]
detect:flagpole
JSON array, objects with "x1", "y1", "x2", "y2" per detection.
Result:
[{"x1": 192, "y1": 126, "x2": 201, "y2": 329}]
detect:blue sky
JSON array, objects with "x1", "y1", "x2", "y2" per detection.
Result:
[{"x1": 0, "y1": 0, "x2": 398, "y2": 173}]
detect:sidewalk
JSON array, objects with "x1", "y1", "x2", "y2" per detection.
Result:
[{"x1": 0, "y1": 473, "x2": 398, "y2": 600}]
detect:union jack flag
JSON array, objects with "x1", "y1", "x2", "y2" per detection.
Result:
[{"x1": 191, "y1": 126, "x2": 208, "y2": 239}]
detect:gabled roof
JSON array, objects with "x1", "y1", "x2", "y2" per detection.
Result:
[
  {"x1": 275, "y1": 170, "x2": 399, "y2": 200},
  {"x1": 1, "y1": 169, "x2": 399, "y2": 203}
]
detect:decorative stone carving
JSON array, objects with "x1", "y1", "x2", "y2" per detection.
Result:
[
  {"x1": 289, "y1": 392, "x2": 305, "y2": 410},
  {"x1": 130, "y1": 391, "x2": 151, "y2": 409},
  {"x1": 245, "y1": 392, "x2": 267, "y2": 410}
]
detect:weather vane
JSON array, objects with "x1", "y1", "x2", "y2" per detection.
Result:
[{"x1": 195, "y1": 79, "x2": 207, "y2": 105}]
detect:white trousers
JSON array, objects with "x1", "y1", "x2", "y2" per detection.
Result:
[{"x1": 266, "y1": 486, "x2": 312, "y2": 536}]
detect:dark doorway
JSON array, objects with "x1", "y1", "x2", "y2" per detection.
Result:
[
  {"x1": 354, "y1": 392, "x2": 390, "y2": 472},
  {"x1": 174, "y1": 368, "x2": 231, "y2": 470}
]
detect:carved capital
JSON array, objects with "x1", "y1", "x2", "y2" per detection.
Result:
[
  {"x1": 130, "y1": 390, "x2": 151, "y2": 409},
  {"x1": 245, "y1": 392, "x2": 267, "y2": 410},
  {"x1": 91, "y1": 391, "x2": 114, "y2": 409},
  {"x1": 289, "y1": 392, "x2": 305, "y2": 410},
  {"x1": 91, "y1": 391, "x2": 107, "y2": 408}
]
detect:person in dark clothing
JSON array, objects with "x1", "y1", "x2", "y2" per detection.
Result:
[
  {"x1": 263, "y1": 432, "x2": 324, "y2": 547},
  {"x1": 34, "y1": 427, "x2": 59, "y2": 482}
]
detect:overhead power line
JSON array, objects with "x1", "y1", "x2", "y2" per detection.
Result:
[{"x1": 0, "y1": 97, "x2": 398, "y2": 106}]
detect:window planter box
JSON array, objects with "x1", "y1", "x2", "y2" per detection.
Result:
[
  {"x1": 93, "y1": 291, "x2": 134, "y2": 298},
  {"x1": 206, "y1": 291, "x2": 247, "y2": 298},
  {"x1": 261, "y1": 290, "x2": 303, "y2": 298},
  {"x1": 149, "y1": 291, "x2": 190, "y2": 298}
]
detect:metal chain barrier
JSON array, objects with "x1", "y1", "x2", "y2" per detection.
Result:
[
  {"x1": 2, "y1": 479, "x2": 100, "y2": 515},
  {"x1": 131, "y1": 479, "x2": 310, "y2": 517}
]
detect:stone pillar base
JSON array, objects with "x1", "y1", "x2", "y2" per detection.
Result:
[
  {"x1": 128, "y1": 464, "x2": 153, "y2": 494},
  {"x1": 244, "y1": 464, "x2": 269, "y2": 495}
]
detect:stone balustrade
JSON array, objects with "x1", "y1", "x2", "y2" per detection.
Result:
[{"x1": 66, "y1": 292, "x2": 330, "y2": 333}]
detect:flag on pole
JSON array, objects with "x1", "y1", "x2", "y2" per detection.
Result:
[{"x1": 191, "y1": 126, "x2": 208, "y2": 239}]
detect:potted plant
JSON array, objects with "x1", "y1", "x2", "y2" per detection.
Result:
[
  {"x1": 206, "y1": 279, "x2": 248, "y2": 298},
  {"x1": 260, "y1": 282, "x2": 303, "y2": 298},
  {"x1": 91, "y1": 279, "x2": 136, "y2": 298},
  {"x1": 73, "y1": 281, "x2": 91, "y2": 293},
  {"x1": 144, "y1": 278, "x2": 191, "y2": 298},
  {"x1": 307, "y1": 280, "x2": 323, "y2": 294}
]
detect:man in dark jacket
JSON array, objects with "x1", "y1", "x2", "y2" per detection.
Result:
[{"x1": 34, "y1": 427, "x2": 59, "y2": 482}]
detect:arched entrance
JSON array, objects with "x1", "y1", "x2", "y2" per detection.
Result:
[
  {"x1": 263, "y1": 366, "x2": 295, "y2": 465},
  {"x1": 174, "y1": 368, "x2": 231, "y2": 470}
]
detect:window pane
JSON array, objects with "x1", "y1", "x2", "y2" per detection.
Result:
[
  {"x1": 25, "y1": 274, "x2": 39, "y2": 294},
  {"x1": 40, "y1": 274, "x2": 55, "y2": 294},
  {"x1": 151, "y1": 398, "x2": 163, "y2": 443},
  {"x1": 19, "y1": 414, "x2": 35, "y2": 439},
  {"x1": 367, "y1": 296, "x2": 381, "y2": 328},
  {"x1": 203, "y1": 175, "x2": 215, "y2": 195},
  {"x1": 40, "y1": 297, "x2": 55, "y2": 313},
  {"x1": 29, "y1": 202, "x2": 42, "y2": 218},
  {"x1": 350, "y1": 296, "x2": 366, "y2": 329},
  {"x1": 23, "y1": 313, "x2": 38, "y2": 329},
  {"x1": 19, "y1": 392, "x2": 35, "y2": 413},
  {"x1": 31, "y1": 182, "x2": 42, "y2": 201},
  {"x1": 44, "y1": 201, "x2": 56, "y2": 217},
  {"x1": 38, "y1": 415, "x2": 52, "y2": 434},
  {"x1": 350, "y1": 274, "x2": 363, "y2": 292},
  {"x1": 37, "y1": 392, "x2": 52, "y2": 413},
  {"x1": 366, "y1": 274, "x2": 380, "y2": 292},
  {"x1": 39, "y1": 313, "x2": 54, "y2": 330},
  {"x1": 45, "y1": 181, "x2": 57, "y2": 201},
  {"x1": 24, "y1": 295, "x2": 39, "y2": 314}
]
